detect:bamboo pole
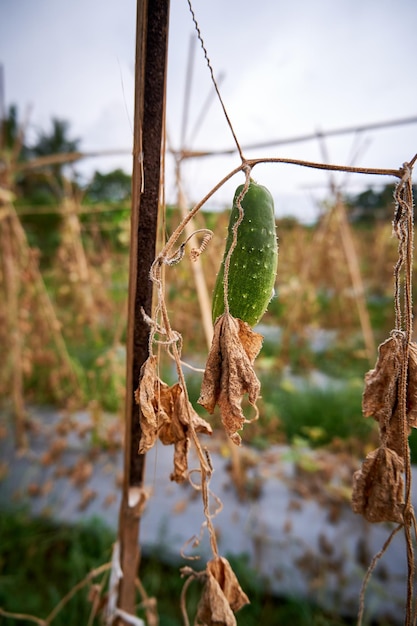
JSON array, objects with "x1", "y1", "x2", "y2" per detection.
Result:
[
  {"x1": 0, "y1": 213, "x2": 26, "y2": 447},
  {"x1": 13, "y1": 115, "x2": 417, "y2": 171},
  {"x1": 335, "y1": 196, "x2": 376, "y2": 362},
  {"x1": 116, "y1": 0, "x2": 170, "y2": 621},
  {"x1": 175, "y1": 166, "x2": 213, "y2": 347}
]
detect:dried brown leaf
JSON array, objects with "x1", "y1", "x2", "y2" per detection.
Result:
[
  {"x1": 351, "y1": 446, "x2": 404, "y2": 523},
  {"x1": 159, "y1": 383, "x2": 212, "y2": 482},
  {"x1": 362, "y1": 336, "x2": 417, "y2": 460},
  {"x1": 195, "y1": 574, "x2": 236, "y2": 626},
  {"x1": 195, "y1": 557, "x2": 249, "y2": 626},
  {"x1": 171, "y1": 438, "x2": 190, "y2": 483},
  {"x1": 158, "y1": 383, "x2": 212, "y2": 442},
  {"x1": 137, "y1": 366, "x2": 212, "y2": 481},
  {"x1": 207, "y1": 557, "x2": 249, "y2": 612},
  {"x1": 363, "y1": 335, "x2": 417, "y2": 432},
  {"x1": 135, "y1": 356, "x2": 170, "y2": 454},
  {"x1": 381, "y1": 405, "x2": 408, "y2": 458},
  {"x1": 157, "y1": 383, "x2": 183, "y2": 445},
  {"x1": 362, "y1": 335, "x2": 402, "y2": 427},
  {"x1": 198, "y1": 314, "x2": 262, "y2": 445}
]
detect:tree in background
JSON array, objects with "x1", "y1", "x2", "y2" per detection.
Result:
[
  {"x1": 1, "y1": 108, "x2": 81, "y2": 205},
  {"x1": 25, "y1": 117, "x2": 81, "y2": 203},
  {"x1": 0, "y1": 104, "x2": 30, "y2": 160},
  {"x1": 85, "y1": 169, "x2": 131, "y2": 204},
  {"x1": 346, "y1": 183, "x2": 417, "y2": 224}
]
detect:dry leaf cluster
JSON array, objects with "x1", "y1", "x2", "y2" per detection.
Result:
[
  {"x1": 352, "y1": 445, "x2": 405, "y2": 523},
  {"x1": 135, "y1": 312, "x2": 256, "y2": 621},
  {"x1": 198, "y1": 313, "x2": 263, "y2": 445},
  {"x1": 135, "y1": 355, "x2": 212, "y2": 482},
  {"x1": 182, "y1": 556, "x2": 249, "y2": 626},
  {"x1": 352, "y1": 333, "x2": 417, "y2": 523}
]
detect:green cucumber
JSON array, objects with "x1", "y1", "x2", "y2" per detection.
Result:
[{"x1": 212, "y1": 180, "x2": 278, "y2": 327}]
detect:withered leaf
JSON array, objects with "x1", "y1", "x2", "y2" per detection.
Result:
[
  {"x1": 195, "y1": 575, "x2": 236, "y2": 626},
  {"x1": 135, "y1": 362, "x2": 212, "y2": 482},
  {"x1": 158, "y1": 383, "x2": 213, "y2": 444},
  {"x1": 135, "y1": 355, "x2": 169, "y2": 454},
  {"x1": 363, "y1": 334, "x2": 417, "y2": 432},
  {"x1": 159, "y1": 383, "x2": 212, "y2": 483},
  {"x1": 381, "y1": 405, "x2": 409, "y2": 458},
  {"x1": 198, "y1": 314, "x2": 263, "y2": 445},
  {"x1": 351, "y1": 446, "x2": 404, "y2": 524},
  {"x1": 171, "y1": 438, "x2": 190, "y2": 484},
  {"x1": 207, "y1": 557, "x2": 249, "y2": 612},
  {"x1": 362, "y1": 335, "x2": 402, "y2": 427},
  {"x1": 195, "y1": 557, "x2": 249, "y2": 626}
]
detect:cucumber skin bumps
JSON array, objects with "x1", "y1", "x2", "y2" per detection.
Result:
[{"x1": 212, "y1": 181, "x2": 278, "y2": 328}]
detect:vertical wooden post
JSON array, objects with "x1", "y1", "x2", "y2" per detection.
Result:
[{"x1": 117, "y1": 0, "x2": 170, "y2": 619}]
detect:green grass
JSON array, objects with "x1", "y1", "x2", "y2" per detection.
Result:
[
  {"x1": 0, "y1": 511, "x2": 354, "y2": 626},
  {"x1": 250, "y1": 375, "x2": 377, "y2": 452},
  {"x1": 0, "y1": 511, "x2": 114, "y2": 625}
]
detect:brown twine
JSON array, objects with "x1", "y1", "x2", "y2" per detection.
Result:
[
  {"x1": 186, "y1": 0, "x2": 245, "y2": 162},
  {"x1": 357, "y1": 523, "x2": 403, "y2": 625},
  {"x1": 395, "y1": 163, "x2": 417, "y2": 626},
  {"x1": 366, "y1": 162, "x2": 416, "y2": 626},
  {"x1": 148, "y1": 240, "x2": 220, "y2": 563}
]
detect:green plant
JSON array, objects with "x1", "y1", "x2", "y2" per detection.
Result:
[
  {"x1": 0, "y1": 511, "x2": 354, "y2": 626},
  {"x1": 0, "y1": 511, "x2": 114, "y2": 626},
  {"x1": 259, "y1": 376, "x2": 376, "y2": 451}
]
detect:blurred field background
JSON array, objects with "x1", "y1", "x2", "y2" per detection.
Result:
[
  {"x1": 1, "y1": 106, "x2": 416, "y2": 454},
  {"x1": 2, "y1": 0, "x2": 417, "y2": 621},
  {"x1": 1, "y1": 107, "x2": 417, "y2": 626}
]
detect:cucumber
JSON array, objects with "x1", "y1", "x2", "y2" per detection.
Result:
[{"x1": 212, "y1": 180, "x2": 278, "y2": 327}]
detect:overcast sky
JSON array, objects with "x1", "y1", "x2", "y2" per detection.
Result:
[{"x1": 1, "y1": 0, "x2": 417, "y2": 221}]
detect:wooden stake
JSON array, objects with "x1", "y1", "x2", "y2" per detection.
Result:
[
  {"x1": 0, "y1": 214, "x2": 26, "y2": 448},
  {"x1": 116, "y1": 0, "x2": 170, "y2": 621},
  {"x1": 335, "y1": 196, "x2": 376, "y2": 363}
]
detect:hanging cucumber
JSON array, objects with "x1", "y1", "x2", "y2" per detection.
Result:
[{"x1": 212, "y1": 180, "x2": 278, "y2": 327}]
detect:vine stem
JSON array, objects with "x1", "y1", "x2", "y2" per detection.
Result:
[
  {"x1": 149, "y1": 262, "x2": 219, "y2": 558},
  {"x1": 0, "y1": 609, "x2": 45, "y2": 626},
  {"x1": 186, "y1": 0, "x2": 244, "y2": 161},
  {"x1": 0, "y1": 562, "x2": 113, "y2": 626},
  {"x1": 357, "y1": 524, "x2": 403, "y2": 625},
  {"x1": 150, "y1": 152, "x2": 413, "y2": 589},
  {"x1": 157, "y1": 155, "x2": 406, "y2": 264},
  {"x1": 398, "y1": 164, "x2": 416, "y2": 626}
]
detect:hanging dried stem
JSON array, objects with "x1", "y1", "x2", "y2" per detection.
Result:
[
  {"x1": 357, "y1": 524, "x2": 403, "y2": 625},
  {"x1": 180, "y1": 477, "x2": 223, "y2": 562},
  {"x1": 141, "y1": 218, "x2": 222, "y2": 561},
  {"x1": 0, "y1": 608, "x2": 45, "y2": 626},
  {"x1": 353, "y1": 159, "x2": 417, "y2": 626},
  {"x1": 393, "y1": 161, "x2": 416, "y2": 626}
]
